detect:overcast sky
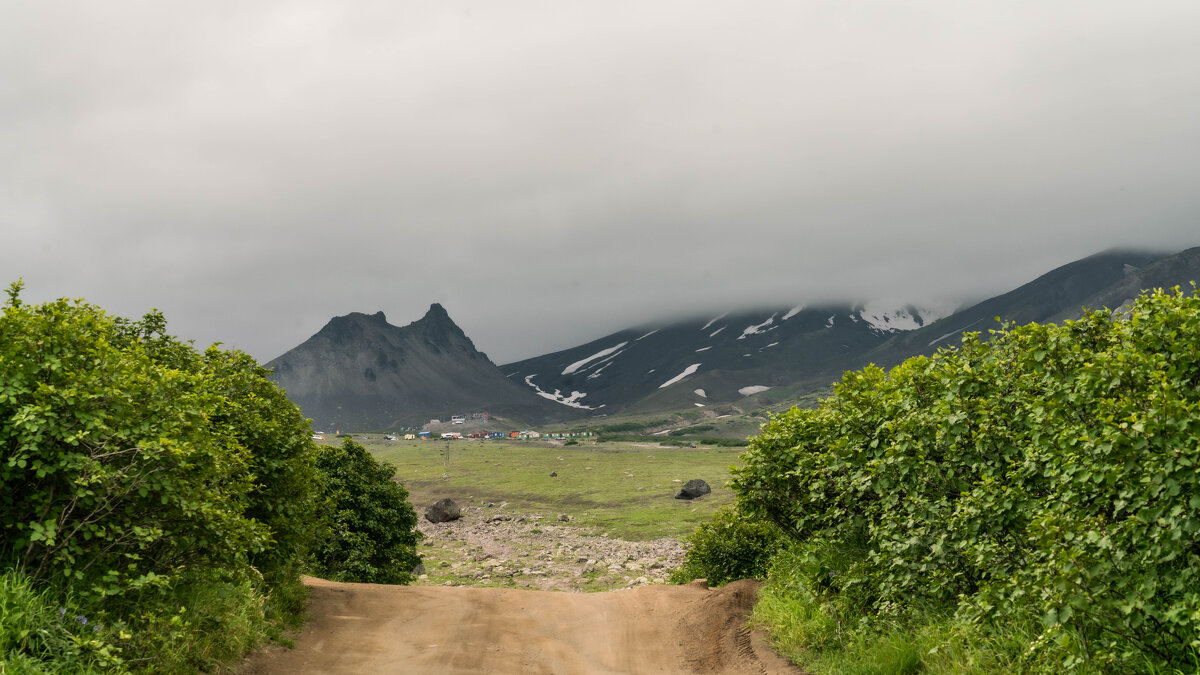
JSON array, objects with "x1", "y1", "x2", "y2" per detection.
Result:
[{"x1": 3, "y1": 1, "x2": 1198, "y2": 364}]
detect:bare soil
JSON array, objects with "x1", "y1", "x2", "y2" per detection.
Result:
[
  {"x1": 239, "y1": 504, "x2": 802, "y2": 673},
  {"x1": 239, "y1": 577, "x2": 802, "y2": 674}
]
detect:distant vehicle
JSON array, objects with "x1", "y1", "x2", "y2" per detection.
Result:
[
  {"x1": 384, "y1": 434, "x2": 397, "y2": 441},
  {"x1": 441, "y1": 432, "x2": 462, "y2": 439},
  {"x1": 311, "y1": 434, "x2": 325, "y2": 441},
  {"x1": 451, "y1": 415, "x2": 466, "y2": 424}
]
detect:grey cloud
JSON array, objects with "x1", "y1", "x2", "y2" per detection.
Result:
[{"x1": 2, "y1": 1, "x2": 1198, "y2": 364}]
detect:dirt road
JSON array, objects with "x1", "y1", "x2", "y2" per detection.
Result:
[{"x1": 239, "y1": 577, "x2": 801, "y2": 674}]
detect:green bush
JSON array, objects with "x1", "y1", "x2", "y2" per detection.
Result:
[
  {"x1": 0, "y1": 282, "x2": 326, "y2": 670},
  {"x1": 733, "y1": 287, "x2": 1200, "y2": 672},
  {"x1": 669, "y1": 424, "x2": 716, "y2": 436},
  {"x1": 312, "y1": 439, "x2": 423, "y2": 584},
  {"x1": 670, "y1": 507, "x2": 785, "y2": 586},
  {"x1": 0, "y1": 289, "x2": 265, "y2": 603}
]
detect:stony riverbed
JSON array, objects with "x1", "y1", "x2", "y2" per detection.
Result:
[{"x1": 414, "y1": 502, "x2": 688, "y2": 592}]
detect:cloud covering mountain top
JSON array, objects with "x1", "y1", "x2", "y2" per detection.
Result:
[{"x1": 3, "y1": 2, "x2": 1198, "y2": 363}]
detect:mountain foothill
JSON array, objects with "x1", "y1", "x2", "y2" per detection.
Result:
[{"x1": 266, "y1": 247, "x2": 1200, "y2": 431}]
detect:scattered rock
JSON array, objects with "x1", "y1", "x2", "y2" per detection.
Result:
[
  {"x1": 557, "y1": 514, "x2": 570, "y2": 522},
  {"x1": 415, "y1": 505, "x2": 687, "y2": 591},
  {"x1": 411, "y1": 563, "x2": 427, "y2": 576},
  {"x1": 550, "y1": 471, "x2": 558, "y2": 477},
  {"x1": 674, "y1": 479, "x2": 711, "y2": 500},
  {"x1": 425, "y1": 498, "x2": 462, "y2": 523}
]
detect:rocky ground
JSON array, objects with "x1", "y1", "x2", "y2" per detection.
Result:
[{"x1": 414, "y1": 502, "x2": 688, "y2": 591}]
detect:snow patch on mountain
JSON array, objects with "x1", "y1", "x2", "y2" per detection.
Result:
[
  {"x1": 738, "y1": 385, "x2": 771, "y2": 396},
  {"x1": 694, "y1": 389, "x2": 707, "y2": 398},
  {"x1": 783, "y1": 305, "x2": 805, "y2": 321},
  {"x1": 636, "y1": 329, "x2": 659, "y2": 341},
  {"x1": 587, "y1": 362, "x2": 613, "y2": 380},
  {"x1": 928, "y1": 330, "x2": 961, "y2": 347},
  {"x1": 659, "y1": 364, "x2": 701, "y2": 389},
  {"x1": 702, "y1": 313, "x2": 728, "y2": 330},
  {"x1": 826, "y1": 315, "x2": 835, "y2": 327},
  {"x1": 695, "y1": 346, "x2": 711, "y2": 352},
  {"x1": 737, "y1": 314, "x2": 777, "y2": 340},
  {"x1": 858, "y1": 303, "x2": 933, "y2": 333},
  {"x1": 577, "y1": 349, "x2": 625, "y2": 374},
  {"x1": 562, "y1": 342, "x2": 628, "y2": 375},
  {"x1": 709, "y1": 326, "x2": 726, "y2": 338},
  {"x1": 928, "y1": 318, "x2": 985, "y2": 347},
  {"x1": 523, "y1": 374, "x2": 601, "y2": 410}
]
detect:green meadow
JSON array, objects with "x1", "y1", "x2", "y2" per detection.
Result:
[{"x1": 354, "y1": 438, "x2": 742, "y2": 540}]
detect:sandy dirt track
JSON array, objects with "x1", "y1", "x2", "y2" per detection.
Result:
[{"x1": 239, "y1": 577, "x2": 802, "y2": 674}]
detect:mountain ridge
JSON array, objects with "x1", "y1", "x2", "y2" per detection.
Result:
[
  {"x1": 266, "y1": 246, "x2": 1199, "y2": 428},
  {"x1": 266, "y1": 304, "x2": 563, "y2": 430}
]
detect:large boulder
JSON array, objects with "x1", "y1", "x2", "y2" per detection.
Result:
[
  {"x1": 425, "y1": 497, "x2": 462, "y2": 523},
  {"x1": 674, "y1": 479, "x2": 711, "y2": 500}
]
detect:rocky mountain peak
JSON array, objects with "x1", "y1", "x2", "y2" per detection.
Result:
[
  {"x1": 312, "y1": 310, "x2": 390, "y2": 345},
  {"x1": 423, "y1": 303, "x2": 450, "y2": 321},
  {"x1": 415, "y1": 302, "x2": 470, "y2": 347}
]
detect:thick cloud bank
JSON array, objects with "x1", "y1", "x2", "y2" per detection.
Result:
[{"x1": 2, "y1": 1, "x2": 1198, "y2": 362}]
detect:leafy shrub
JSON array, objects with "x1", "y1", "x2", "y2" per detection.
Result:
[
  {"x1": 592, "y1": 419, "x2": 671, "y2": 434},
  {"x1": 597, "y1": 434, "x2": 747, "y2": 447},
  {"x1": 0, "y1": 282, "x2": 325, "y2": 669},
  {"x1": 733, "y1": 287, "x2": 1200, "y2": 672},
  {"x1": 312, "y1": 439, "x2": 423, "y2": 584},
  {"x1": 0, "y1": 289, "x2": 265, "y2": 602},
  {"x1": 670, "y1": 508, "x2": 785, "y2": 586},
  {"x1": 669, "y1": 424, "x2": 716, "y2": 436}
]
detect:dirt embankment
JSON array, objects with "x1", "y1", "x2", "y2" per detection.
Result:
[{"x1": 239, "y1": 577, "x2": 802, "y2": 675}]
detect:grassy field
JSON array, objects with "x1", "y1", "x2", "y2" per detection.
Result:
[{"x1": 350, "y1": 437, "x2": 744, "y2": 541}]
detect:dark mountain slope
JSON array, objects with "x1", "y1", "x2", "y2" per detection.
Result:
[
  {"x1": 501, "y1": 304, "x2": 943, "y2": 415},
  {"x1": 1048, "y1": 246, "x2": 1200, "y2": 322},
  {"x1": 266, "y1": 304, "x2": 561, "y2": 430},
  {"x1": 864, "y1": 249, "x2": 1170, "y2": 369}
]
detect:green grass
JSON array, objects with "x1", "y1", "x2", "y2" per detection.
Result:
[
  {"x1": 0, "y1": 570, "x2": 123, "y2": 674},
  {"x1": 748, "y1": 545, "x2": 1130, "y2": 675},
  {"x1": 362, "y1": 439, "x2": 743, "y2": 541}
]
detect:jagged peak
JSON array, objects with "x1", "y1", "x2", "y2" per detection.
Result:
[
  {"x1": 311, "y1": 310, "x2": 390, "y2": 345},
  {"x1": 414, "y1": 303, "x2": 471, "y2": 345},
  {"x1": 330, "y1": 310, "x2": 388, "y2": 324},
  {"x1": 420, "y1": 303, "x2": 456, "y2": 328}
]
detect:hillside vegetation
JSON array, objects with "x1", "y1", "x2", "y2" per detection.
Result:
[
  {"x1": 0, "y1": 283, "x2": 422, "y2": 673},
  {"x1": 678, "y1": 287, "x2": 1200, "y2": 673}
]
